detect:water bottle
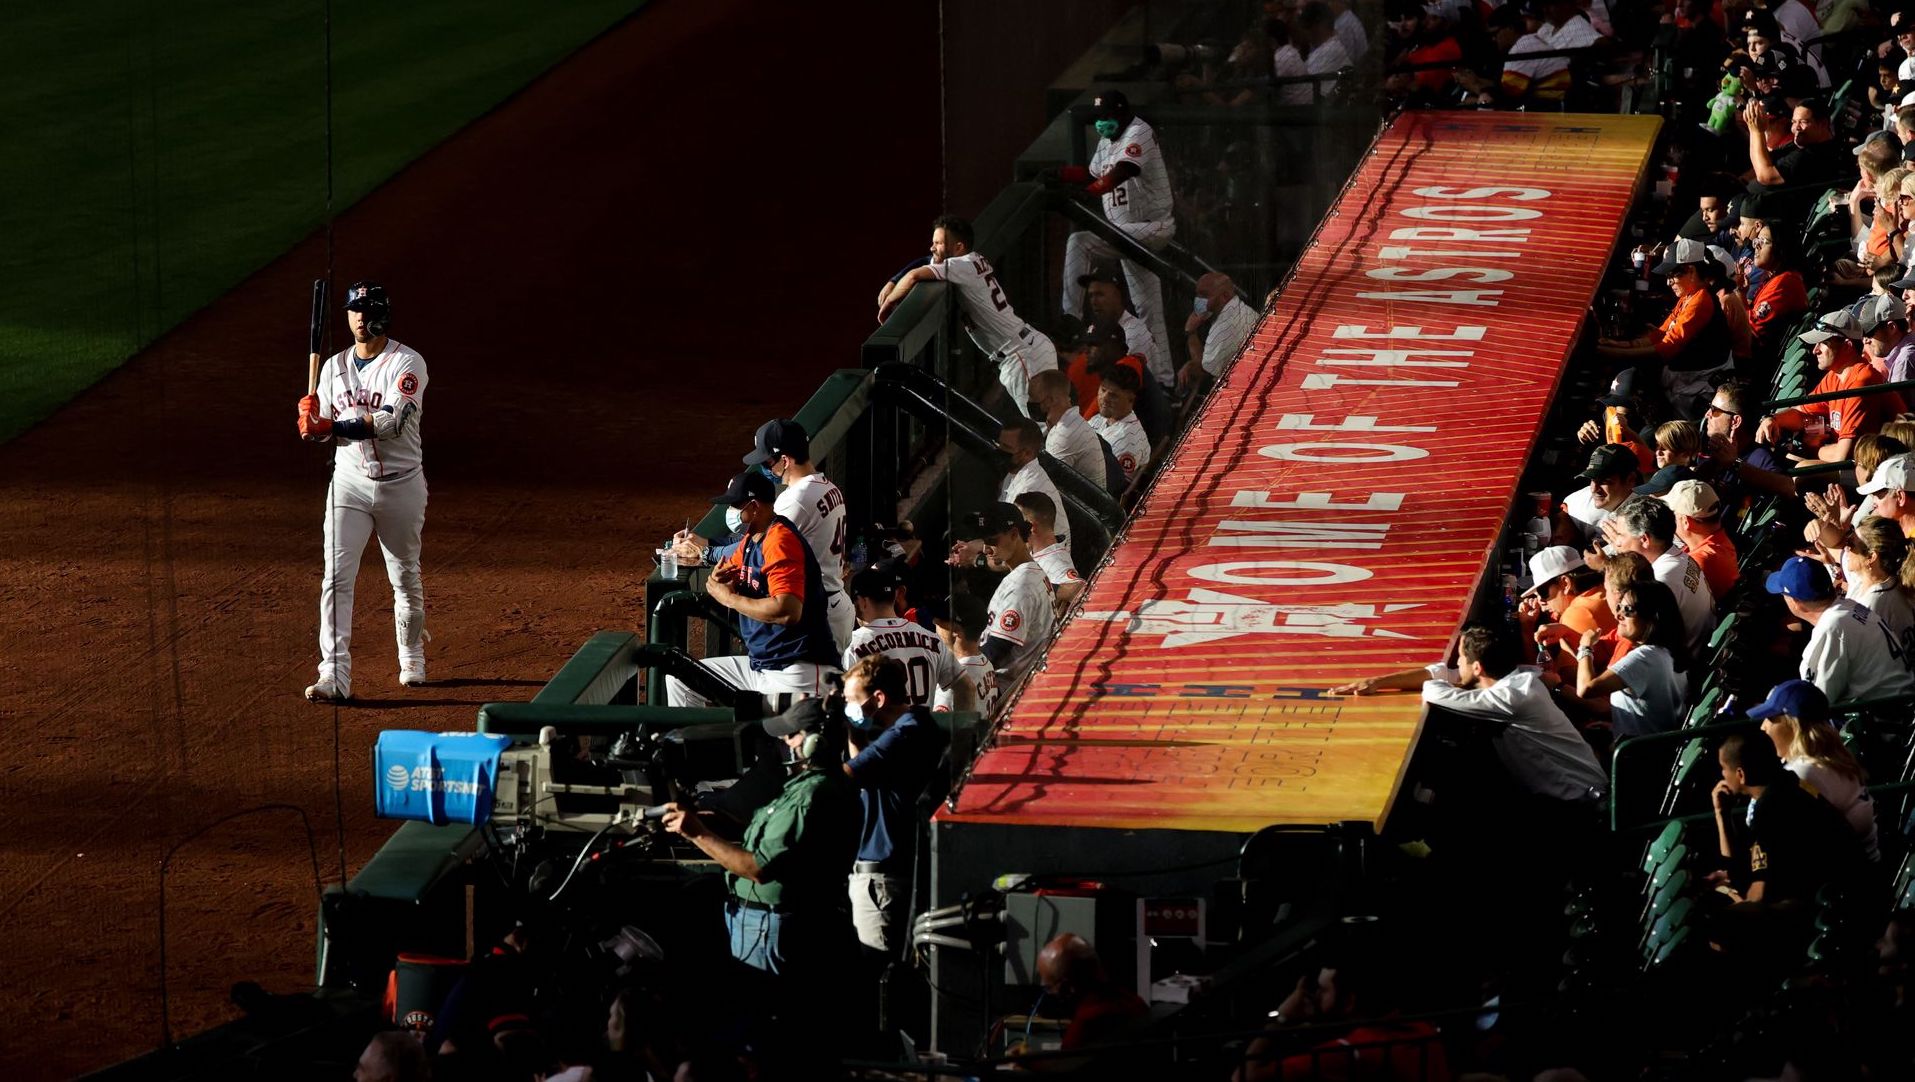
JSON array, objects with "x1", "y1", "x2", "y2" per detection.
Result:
[{"x1": 659, "y1": 544, "x2": 679, "y2": 581}]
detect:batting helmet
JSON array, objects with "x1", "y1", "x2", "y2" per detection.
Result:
[{"x1": 344, "y1": 281, "x2": 392, "y2": 336}]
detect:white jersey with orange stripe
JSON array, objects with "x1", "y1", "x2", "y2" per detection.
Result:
[{"x1": 317, "y1": 339, "x2": 427, "y2": 481}]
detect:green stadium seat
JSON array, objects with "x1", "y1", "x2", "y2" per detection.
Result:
[
  {"x1": 1662, "y1": 741, "x2": 1712, "y2": 816},
  {"x1": 1641, "y1": 895, "x2": 1693, "y2": 965},
  {"x1": 1685, "y1": 683, "x2": 1726, "y2": 729},
  {"x1": 1641, "y1": 820, "x2": 1683, "y2": 875},
  {"x1": 1648, "y1": 924, "x2": 1692, "y2": 969}
]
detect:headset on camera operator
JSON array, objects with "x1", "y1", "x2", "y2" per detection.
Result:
[{"x1": 660, "y1": 699, "x2": 859, "y2": 980}]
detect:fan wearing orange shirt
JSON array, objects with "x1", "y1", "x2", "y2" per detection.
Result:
[
  {"x1": 1759, "y1": 308, "x2": 1900, "y2": 465},
  {"x1": 1518, "y1": 546, "x2": 1618, "y2": 687}
]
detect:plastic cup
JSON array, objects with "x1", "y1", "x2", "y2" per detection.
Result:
[{"x1": 659, "y1": 547, "x2": 678, "y2": 580}]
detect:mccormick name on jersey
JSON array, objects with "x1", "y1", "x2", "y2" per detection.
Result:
[{"x1": 847, "y1": 625, "x2": 943, "y2": 661}]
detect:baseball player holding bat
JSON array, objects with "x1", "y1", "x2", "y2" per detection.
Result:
[{"x1": 296, "y1": 281, "x2": 430, "y2": 702}]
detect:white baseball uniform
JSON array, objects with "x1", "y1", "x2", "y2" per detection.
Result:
[
  {"x1": 984, "y1": 561, "x2": 1055, "y2": 689},
  {"x1": 776, "y1": 472, "x2": 854, "y2": 651},
  {"x1": 312, "y1": 339, "x2": 429, "y2": 696},
  {"x1": 1200, "y1": 296, "x2": 1258, "y2": 377},
  {"x1": 1044, "y1": 408, "x2": 1107, "y2": 487},
  {"x1": 1030, "y1": 540, "x2": 1083, "y2": 592},
  {"x1": 928, "y1": 251, "x2": 1058, "y2": 416},
  {"x1": 954, "y1": 653, "x2": 999, "y2": 717},
  {"x1": 999, "y1": 458, "x2": 1064, "y2": 520},
  {"x1": 1089, "y1": 411, "x2": 1151, "y2": 483},
  {"x1": 1062, "y1": 116, "x2": 1176, "y2": 389},
  {"x1": 842, "y1": 616, "x2": 961, "y2": 709}
]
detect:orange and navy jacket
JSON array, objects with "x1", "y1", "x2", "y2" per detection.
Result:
[{"x1": 716, "y1": 515, "x2": 839, "y2": 671}]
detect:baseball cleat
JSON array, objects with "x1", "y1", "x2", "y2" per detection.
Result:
[
  {"x1": 400, "y1": 671, "x2": 428, "y2": 688},
  {"x1": 304, "y1": 679, "x2": 349, "y2": 703}
]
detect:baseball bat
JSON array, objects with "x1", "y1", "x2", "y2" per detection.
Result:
[{"x1": 306, "y1": 279, "x2": 328, "y2": 396}]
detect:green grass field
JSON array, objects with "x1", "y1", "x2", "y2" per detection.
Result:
[{"x1": 0, "y1": 1, "x2": 644, "y2": 445}]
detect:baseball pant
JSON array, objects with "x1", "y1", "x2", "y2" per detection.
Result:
[
  {"x1": 318, "y1": 469, "x2": 427, "y2": 695},
  {"x1": 995, "y1": 331, "x2": 1059, "y2": 419},
  {"x1": 849, "y1": 869, "x2": 912, "y2": 953},
  {"x1": 826, "y1": 590, "x2": 855, "y2": 654},
  {"x1": 1062, "y1": 220, "x2": 1176, "y2": 389},
  {"x1": 665, "y1": 656, "x2": 840, "y2": 714}
]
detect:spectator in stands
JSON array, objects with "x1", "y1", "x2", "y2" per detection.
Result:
[
  {"x1": 1090, "y1": 365, "x2": 1152, "y2": 485},
  {"x1": 1652, "y1": 419, "x2": 1704, "y2": 470},
  {"x1": 1665, "y1": 479, "x2": 1740, "y2": 599},
  {"x1": 1701, "y1": 377, "x2": 1795, "y2": 501},
  {"x1": 842, "y1": 566, "x2": 960, "y2": 710},
  {"x1": 1746, "y1": 223, "x2": 1809, "y2": 359},
  {"x1": 1017, "y1": 934, "x2": 1147, "y2": 1065},
  {"x1": 959, "y1": 503, "x2": 1056, "y2": 689},
  {"x1": 996, "y1": 417, "x2": 1066, "y2": 514},
  {"x1": 1710, "y1": 731, "x2": 1865, "y2": 912},
  {"x1": 1575, "y1": 578, "x2": 1688, "y2": 737},
  {"x1": 1845, "y1": 515, "x2": 1915, "y2": 655},
  {"x1": 1742, "y1": 96, "x2": 1852, "y2": 223},
  {"x1": 1181, "y1": 272, "x2": 1256, "y2": 390},
  {"x1": 1862, "y1": 294, "x2": 1915, "y2": 382},
  {"x1": 1027, "y1": 369, "x2": 1108, "y2": 488},
  {"x1": 1761, "y1": 308, "x2": 1897, "y2": 465},
  {"x1": 1382, "y1": 0, "x2": 1465, "y2": 102},
  {"x1": 1271, "y1": 16, "x2": 1314, "y2": 106},
  {"x1": 1328, "y1": 0, "x2": 1366, "y2": 61},
  {"x1": 1557, "y1": 443, "x2": 1640, "y2": 546},
  {"x1": 839, "y1": 654, "x2": 944, "y2": 956},
  {"x1": 1750, "y1": 679, "x2": 1881, "y2": 862},
  {"x1": 1233, "y1": 955, "x2": 1449, "y2": 1082},
  {"x1": 1079, "y1": 266, "x2": 1160, "y2": 389},
  {"x1": 354, "y1": 1032, "x2": 429, "y2": 1082},
  {"x1": 1598, "y1": 238, "x2": 1734, "y2": 418},
  {"x1": 1518, "y1": 545, "x2": 1616, "y2": 683},
  {"x1": 1766, "y1": 555, "x2": 1915, "y2": 704},
  {"x1": 1861, "y1": 454, "x2": 1915, "y2": 538},
  {"x1": 1332, "y1": 625, "x2": 1609, "y2": 805},
  {"x1": 1589, "y1": 551, "x2": 1656, "y2": 676},
  {"x1": 662, "y1": 699, "x2": 859, "y2": 979},
  {"x1": 666, "y1": 470, "x2": 842, "y2": 712},
  {"x1": 1684, "y1": 181, "x2": 1739, "y2": 249},
  {"x1": 879, "y1": 215, "x2": 1057, "y2": 418},
  {"x1": 1014, "y1": 491, "x2": 1088, "y2": 607},
  {"x1": 1597, "y1": 494, "x2": 1714, "y2": 650}
]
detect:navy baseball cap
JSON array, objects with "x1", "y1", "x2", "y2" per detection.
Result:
[
  {"x1": 956, "y1": 502, "x2": 1027, "y2": 541},
  {"x1": 762, "y1": 697, "x2": 828, "y2": 737},
  {"x1": 1575, "y1": 444, "x2": 1638, "y2": 483},
  {"x1": 343, "y1": 281, "x2": 388, "y2": 311},
  {"x1": 1746, "y1": 679, "x2": 1830, "y2": 725},
  {"x1": 1596, "y1": 368, "x2": 1638, "y2": 408},
  {"x1": 1765, "y1": 556, "x2": 1835, "y2": 601},
  {"x1": 714, "y1": 469, "x2": 776, "y2": 508},
  {"x1": 1635, "y1": 464, "x2": 1699, "y2": 497},
  {"x1": 849, "y1": 565, "x2": 900, "y2": 600},
  {"x1": 743, "y1": 419, "x2": 810, "y2": 467},
  {"x1": 1077, "y1": 263, "x2": 1125, "y2": 288}
]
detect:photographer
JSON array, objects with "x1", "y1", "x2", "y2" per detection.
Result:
[
  {"x1": 839, "y1": 654, "x2": 945, "y2": 956},
  {"x1": 661, "y1": 700, "x2": 858, "y2": 982}
]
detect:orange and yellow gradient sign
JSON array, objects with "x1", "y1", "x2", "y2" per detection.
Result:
[{"x1": 942, "y1": 112, "x2": 1661, "y2": 834}]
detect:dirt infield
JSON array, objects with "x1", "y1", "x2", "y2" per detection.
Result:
[{"x1": 0, "y1": 2, "x2": 937, "y2": 1075}]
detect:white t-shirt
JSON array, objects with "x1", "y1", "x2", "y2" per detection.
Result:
[
  {"x1": 1541, "y1": 13, "x2": 1602, "y2": 51},
  {"x1": 1803, "y1": 597, "x2": 1915, "y2": 703},
  {"x1": 928, "y1": 251, "x2": 1028, "y2": 358},
  {"x1": 1273, "y1": 44, "x2": 1312, "y2": 106},
  {"x1": 1304, "y1": 36, "x2": 1352, "y2": 97},
  {"x1": 1200, "y1": 296, "x2": 1257, "y2": 377},
  {"x1": 1562, "y1": 486, "x2": 1611, "y2": 544},
  {"x1": 1651, "y1": 548, "x2": 1714, "y2": 650},
  {"x1": 775, "y1": 472, "x2": 847, "y2": 598},
  {"x1": 1787, "y1": 756, "x2": 1879, "y2": 861},
  {"x1": 1089, "y1": 412, "x2": 1151, "y2": 482},
  {"x1": 1503, "y1": 31, "x2": 1568, "y2": 85},
  {"x1": 1030, "y1": 539, "x2": 1083, "y2": 590},
  {"x1": 317, "y1": 339, "x2": 428, "y2": 481},
  {"x1": 985, "y1": 561, "x2": 1056, "y2": 688},
  {"x1": 999, "y1": 457, "x2": 1064, "y2": 517},
  {"x1": 841, "y1": 616, "x2": 960, "y2": 709},
  {"x1": 1090, "y1": 117, "x2": 1173, "y2": 225},
  {"x1": 1045, "y1": 407, "x2": 1107, "y2": 486},
  {"x1": 1420, "y1": 665, "x2": 1609, "y2": 802},
  {"x1": 1607, "y1": 644, "x2": 1684, "y2": 738}
]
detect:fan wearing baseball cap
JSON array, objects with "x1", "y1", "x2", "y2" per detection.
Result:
[
  {"x1": 1758, "y1": 308, "x2": 1897, "y2": 465},
  {"x1": 1766, "y1": 556, "x2": 1915, "y2": 705},
  {"x1": 1598, "y1": 495, "x2": 1715, "y2": 651},
  {"x1": 1859, "y1": 454, "x2": 1915, "y2": 536},
  {"x1": 1597, "y1": 238, "x2": 1735, "y2": 418},
  {"x1": 1559, "y1": 443, "x2": 1640, "y2": 546},
  {"x1": 1664, "y1": 479, "x2": 1739, "y2": 599},
  {"x1": 1517, "y1": 545, "x2": 1615, "y2": 683},
  {"x1": 1748, "y1": 680, "x2": 1881, "y2": 861},
  {"x1": 1860, "y1": 293, "x2": 1915, "y2": 384}
]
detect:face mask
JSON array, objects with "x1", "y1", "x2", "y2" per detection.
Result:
[
  {"x1": 724, "y1": 506, "x2": 744, "y2": 532},
  {"x1": 758, "y1": 463, "x2": 780, "y2": 483},
  {"x1": 1094, "y1": 119, "x2": 1120, "y2": 140},
  {"x1": 1192, "y1": 297, "x2": 1210, "y2": 315},
  {"x1": 883, "y1": 541, "x2": 906, "y2": 558}
]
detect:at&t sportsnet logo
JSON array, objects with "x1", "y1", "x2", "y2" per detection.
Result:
[{"x1": 386, "y1": 763, "x2": 484, "y2": 797}]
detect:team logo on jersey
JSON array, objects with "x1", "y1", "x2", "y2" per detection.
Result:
[
  {"x1": 1001, "y1": 610, "x2": 1022, "y2": 633},
  {"x1": 1120, "y1": 454, "x2": 1137, "y2": 472},
  {"x1": 400, "y1": 373, "x2": 418, "y2": 396},
  {"x1": 1125, "y1": 143, "x2": 1142, "y2": 157}
]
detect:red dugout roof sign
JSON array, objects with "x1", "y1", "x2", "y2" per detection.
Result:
[{"x1": 943, "y1": 112, "x2": 1661, "y2": 834}]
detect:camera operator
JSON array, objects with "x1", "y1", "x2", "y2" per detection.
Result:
[
  {"x1": 839, "y1": 654, "x2": 945, "y2": 957},
  {"x1": 660, "y1": 700, "x2": 858, "y2": 983}
]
